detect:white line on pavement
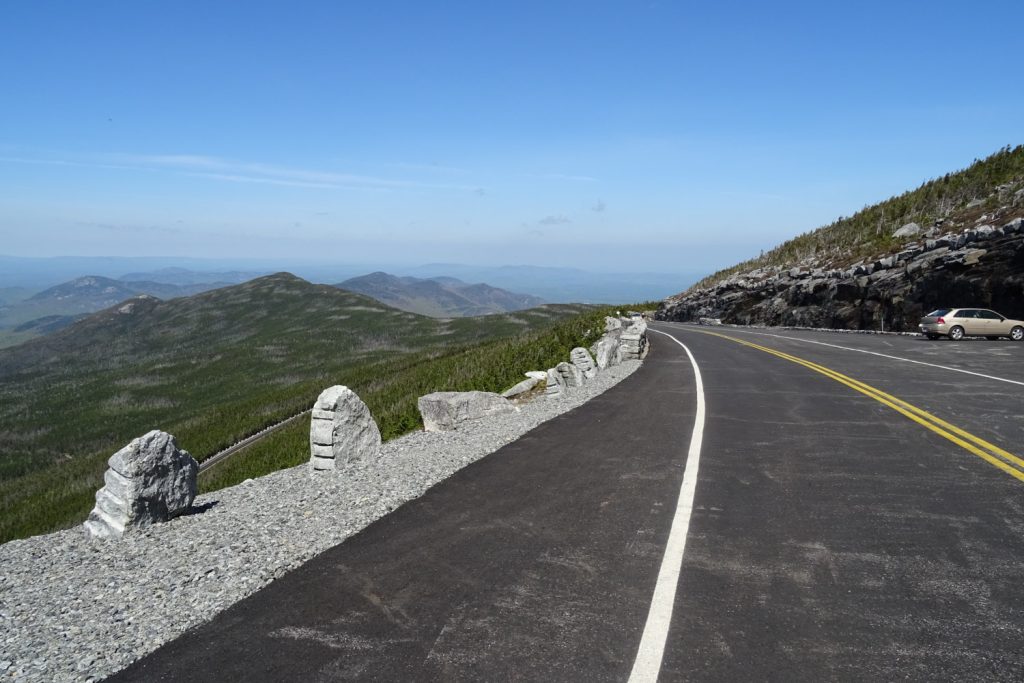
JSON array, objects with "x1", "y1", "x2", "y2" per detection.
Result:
[{"x1": 629, "y1": 329, "x2": 707, "y2": 683}]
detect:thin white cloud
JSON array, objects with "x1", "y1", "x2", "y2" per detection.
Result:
[
  {"x1": 539, "y1": 214, "x2": 572, "y2": 225},
  {"x1": 116, "y1": 154, "x2": 476, "y2": 190},
  {"x1": 533, "y1": 173, "x2": 599, "y2": 182},
  {"x1": 382, "y1": 161, "x2": 471, "y2": 174},
  {"x1": 1, "y1": 151, "x2": 478, "y2": 192},
  {"x1": 77, "y1": 220, "x2": 183, "y2": 235},
  {"x1": 184, "y1": 172, "x2": 343, "y2": 190}
]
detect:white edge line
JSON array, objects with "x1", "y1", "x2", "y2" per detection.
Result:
[
  {"x1": 629, "y1": 328, "x2": 706, "y2": 683},
  {"x1": 659, "y1": 322, "x2": 1024, "y2": 388}
]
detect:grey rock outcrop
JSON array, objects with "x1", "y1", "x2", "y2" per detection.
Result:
[
  {"x1": 556, "y1": 360, "x2": 584, "y2": 387},
  {"x1": 418, "y1": 391, "x2": 515, "y2": 431},
  {"x1": 604, "y1": 316, "x2": 623, "y2": 332},
  {"x1": 893, "y1": 222, "x2": 921, "y2": 238},
  {"x1": 310, "y1": 386, "x2": 381, "y2": 471},
  {"x1": 84, "y1": 431, "x2": 198, "y2": 539},
  {"x1": 570, "y1": 347, "x2": 598, "y2": 380},
  {"x1": 658, "y1": 215, "x2": 1024, "y2": 332}
]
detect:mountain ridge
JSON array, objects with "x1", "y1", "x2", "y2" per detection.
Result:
[
  {"x1": 0, "y1": 275, "x2": 233, "y2": 347},
  {"x1": 337, "y1": 271, "x2": 546, "y2": 317}
]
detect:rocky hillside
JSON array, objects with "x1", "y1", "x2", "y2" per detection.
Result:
[
  {"x1": 336, "y1": 271, "x2": 545, "y2": 317},
  {"x1": 659, "y1": 146, "x2": 1024, "y2": 330}
]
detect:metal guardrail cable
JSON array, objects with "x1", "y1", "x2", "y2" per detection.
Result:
[{"x1": 198, "y1": 408, "x2": 311, "y2": 473}]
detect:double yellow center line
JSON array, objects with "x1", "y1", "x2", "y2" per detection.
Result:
[{"x1": 698, "y1": 330, "x2": 1024, "y2": 484}]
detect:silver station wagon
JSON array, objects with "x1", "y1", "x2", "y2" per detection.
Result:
[{"x1": 919, "y1": 308, "x2": 1024, "y2": 341}]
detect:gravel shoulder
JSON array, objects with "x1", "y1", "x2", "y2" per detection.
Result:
[{"x1": 0, "y1": 360, "x2": 640, "y2": 682}]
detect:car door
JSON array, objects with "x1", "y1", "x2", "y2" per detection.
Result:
[
  {"x1": 953, "y1": 309, "x2": 979, "y2": 334},
  {"x1": 979, "y1": 309, "x2": 1007, "y2": 335}
]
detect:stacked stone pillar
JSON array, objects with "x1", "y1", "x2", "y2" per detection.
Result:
[
  {"x1": 84, "y1": 430, "x2": 198, "y2": 539},
  {"x1": 310, "y1": 386, "x2": 381, "y2": 470}
]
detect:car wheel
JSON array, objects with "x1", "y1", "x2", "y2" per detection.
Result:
[
  {"x1": 948, "y1": 326, "x2": 965, "y2": 341},
  {"x1": 926, "y1": 333, "x2": 940, "y2": 340},
  {"x1": 1011, "y1": 326, "x2": 1024, "y2": 342}
]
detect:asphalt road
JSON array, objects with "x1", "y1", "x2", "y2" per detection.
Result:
[{"x1": 109, "y1": 324, "x2": 1024, "y2": 682}]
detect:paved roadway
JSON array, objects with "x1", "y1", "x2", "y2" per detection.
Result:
[{"x1": 110, "y1": 323, "x2": 1024, "y2": 682}]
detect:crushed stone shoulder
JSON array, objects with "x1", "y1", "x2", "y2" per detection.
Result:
[{"x1": 0, "y1": 360, "x2": 640, "y2": 682}]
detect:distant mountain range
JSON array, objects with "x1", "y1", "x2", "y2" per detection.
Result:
[
  {"x1": 0, "y1": 260, "x2": 696, "y2": 349},
  {"x1": 0, "y1": 276, "x2": 232, "y2": 347},
  {"x1": 0, "y1": 256, "x2": 698, "y2": 304},
  {"x1": 396, "y1": 264, "x2": 692, "y2": 304},
  {"x1": 337, "y1": 272, "x2": 546, "y2": 317}
]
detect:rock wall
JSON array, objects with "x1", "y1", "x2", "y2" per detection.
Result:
[
  {"x1": 421, "y1": 316, "x2": 649, "y2": 423},
  {"x1": 658, "y1": 218, "x2": 1024, "y2": 331}
]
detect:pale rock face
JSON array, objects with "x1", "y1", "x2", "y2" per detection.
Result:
[
  {"x1": 893, "y1": 222, "x2": 921, "y2": 238},
  {"x1": 84, "y1": 430, "x2": 198, "y2": 539},
  {"x1": 545, "y1": 368, "x2": 565, "y2": 396},
  {"x1": 604, "y1": 316, "x2": 623, "y2": 332},
  {"x1": 501, "y1": 376, "x2": 544, "y2": 399},
  {"x1": 570, "y1": 347, "x2": 599, "y2": 379},
  {"x1": 309, "y1": 386, "x2": 381, "y2": 471},
  {"x1": 594, "y1": 333, "x2": 623, "y2": 369},
  {"x1": 525, "y1": 370, "x2": 549, "y2": 380},
  {"x1": 418, "y1": 391, "x2": 516, "y2": 431},
  {"x1": 556, "y1": 361, "x2": 584, "y2": 387}
]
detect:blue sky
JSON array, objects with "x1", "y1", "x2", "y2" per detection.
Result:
[{"x1": 1, "y1": 1, "x2": 1022, "y2": 274}]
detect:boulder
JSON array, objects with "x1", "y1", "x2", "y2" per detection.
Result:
[
  {"x1": 418, "y1": 391, "x2": 515, "y2": 431},
  {"x1": 594, "y1": 333, "x2": 622, "y2": 369},
  {"x1": 545, "y1": 368, "x2": 565, "y2": 396},
  {"x1": 556, "y1": 361, "x2": 584, "y2": 387},
  {"x1": 893, "y1": 222, "x2": 921, "y2": 238},
  {"x1": 525, "y1": 371, "x2": 548, "y2": 380},
  {"x1": 310, "y1": 386, "x2": 381, "y2": 470},
  {"x1": 570, "y1": 347, "x2": 599, "y2": 379},
  {"x1": 84, "y1": 431, "x2": 198, "y2": 539},
  {"x1": 501, "y1": 376, "x2": 544, "y2": 399}
]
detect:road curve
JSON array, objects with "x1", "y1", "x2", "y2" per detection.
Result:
[{"x1": 109, "y1": 324, "x2": 1024, "y2": 681}]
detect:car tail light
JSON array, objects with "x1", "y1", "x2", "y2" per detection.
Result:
[{"x1": 937, "y1": 317, "x2": 945, "y2": 324}]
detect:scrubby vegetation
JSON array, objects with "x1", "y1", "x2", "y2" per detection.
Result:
[
  {"x1": 200, "y1": 303, "x2": 634, "y2": 492},
  {"x1": 0, "y1": 273, "x2": 636, "y2": 543},
  {"x1": 691, "y1": 144, "x2": 1024, "y2": 290}
]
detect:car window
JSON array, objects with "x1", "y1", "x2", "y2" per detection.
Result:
[
  {"x1": 978, "y1": 310, "x2": 1001, "y2": 320},
  {"x1": 953, "y1": 310, "x2": 976, "y2": 318},
  {"x1": 926, "y1": 309, "x2": 950, "y2": 317}
]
